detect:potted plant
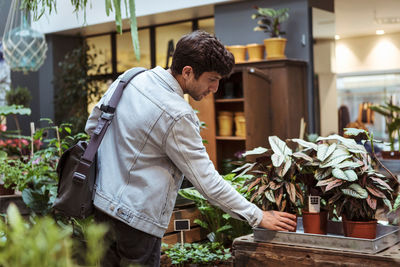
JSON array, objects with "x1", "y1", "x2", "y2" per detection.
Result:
[
  {"x1": 289, "y1": 138, "x2": 329, "y2": 235},
  {"x1": 307, "y1": 131, "x2": 395, "y2": 239},
  {"x1": 370, "y1": 101, "x2": 400, "y2": 157},
  {"x1": 235, "y1": 136, "x2": 304, "y2": 231},
  {"x1": 251, "y1": 6, "x2": 290, "y2": 60}
]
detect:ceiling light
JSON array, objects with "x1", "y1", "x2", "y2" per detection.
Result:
[
  {"x1": 375, "y1": 17, "x2": 400, "y2": 24},
  {"x1": 376, "y1": 30, "x2": 385, "y2": 35},
  {"x1": 335, "y1": 35, "x2": 340, "y2": 40}
]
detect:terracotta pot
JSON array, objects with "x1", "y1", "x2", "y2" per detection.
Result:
[
  {"x1": 381, "y1": 151, "x2": 400, "y2": 160},
  {"x1": 226, "y1": 45, "x2": 246, "y2": 63},
  {"x1": 263, "y1": 38, "x2": 287, "y2": 60},
  {"x1": 0, "y1": 184, "x2": 15, "y2": 195},
  {"x1": 246, "y1": 43, "x2": 265, "y2": 61},
  {"x1": 342, "y1": 218, "x2": 377, "y2": 239},
  {"x1": 302, "y1": 210, "x2": 328, "y2": 235}
]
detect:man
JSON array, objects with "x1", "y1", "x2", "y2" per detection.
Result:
[{"x1": 86, "y1": 31, "x2": 296, "y2": 267}]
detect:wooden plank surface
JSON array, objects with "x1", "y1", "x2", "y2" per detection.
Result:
[
  {"x1": 162, "y1": 226, "x2": 207, "y2": 245},
  {"x1": 233, "y1": 234, "x2": 400, "y2": 267},
  {"x1": 165, "y1": 206, "x2": 201, "y2": 234}
]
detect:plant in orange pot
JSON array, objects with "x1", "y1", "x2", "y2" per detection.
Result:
[
  {"x1": 234, "y1": 136, "x2": 304, "y2": 232},
  {"x1": 311, "y1": 130, "x2": 396, "y2": 239},
  {"x1": 251, "y1": 6, "x2": 289, "y2": 60}
]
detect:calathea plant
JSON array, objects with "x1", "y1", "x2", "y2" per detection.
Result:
[
  {"x1": 291, "y1": 132, "x2": 394, "y2": 221},
  {"x1": 234, "y1": 136, "x2": 304, "y2": 214},
  {"x1": 252, "y1": 7, "x2": 290, "y2": 38}
]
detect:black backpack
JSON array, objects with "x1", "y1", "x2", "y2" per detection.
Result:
[{"x1": 53, "y1": 67, "x2": 146, "y2": 218}]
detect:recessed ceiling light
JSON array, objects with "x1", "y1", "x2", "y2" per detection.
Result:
[
  {"x1": 376, "y1": 30, "x2": 385, "y2": 35},
  {"x1": 335, "y1": 35, "x2": 340, "y2": 40}
]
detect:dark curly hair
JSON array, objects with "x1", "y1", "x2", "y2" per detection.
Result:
[{"x1": 170, "y1": 30, "x2": 234, "y2": 79}]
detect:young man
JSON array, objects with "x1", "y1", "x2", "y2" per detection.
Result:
[{"x1": 86, "y1": 31, "x2": 296, "y2": 267}]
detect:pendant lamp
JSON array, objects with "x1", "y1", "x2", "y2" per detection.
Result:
[{"x1": 2, "y1": 0, "x2": 48, "y2": 73}]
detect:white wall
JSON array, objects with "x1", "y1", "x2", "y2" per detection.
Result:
[
  {"x1": 314, "y1": 40, "x2": 338, "y2": 136},
  {"x1": 336, "y1": 33, "x2": 400, "y2": 73},
  {"x1": 31, "y1": 0, "x2": 236, "y2": 34}
]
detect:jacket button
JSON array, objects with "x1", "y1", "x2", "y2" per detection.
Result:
[{"x1": 110, "y1": 205, "x2": 115, "y2": 211}]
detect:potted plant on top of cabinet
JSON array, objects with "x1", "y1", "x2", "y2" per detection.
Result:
[
  {"x1": 251, "y1": 6, "x2": 289, "y2": 60},
  {"x1": 309, "y1": 131, "x2": 395, "y2": 239},
  {"x1": 234, "y1": 136, "x2": 304, "y2": 231}
]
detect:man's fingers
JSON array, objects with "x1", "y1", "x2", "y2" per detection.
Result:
[
  {"x1": 279, "y1": 216, "x2": 297, "y2": 227},
  {"x1": 277, "y1": 221, "x2": 296, "y2": 231},
  {"x1": 277, "y1": 211, "x2": 297, "y2": 220}
]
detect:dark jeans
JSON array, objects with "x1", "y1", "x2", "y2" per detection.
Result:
[{"x1": 94, "y1": 208, "x2": 161, "y2": 267}]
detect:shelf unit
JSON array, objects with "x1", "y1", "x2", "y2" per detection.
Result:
[{"x1": 190, "y1": 59, "x2": 308, "y2": 171}]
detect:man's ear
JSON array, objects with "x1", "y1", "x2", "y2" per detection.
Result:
[{"x1": 181, "y1": 66, "x2": 193, "y2": 80}]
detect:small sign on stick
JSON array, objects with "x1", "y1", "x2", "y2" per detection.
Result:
[{"x1": 174, "y1": 219, "x2": 190, "y2": 248}]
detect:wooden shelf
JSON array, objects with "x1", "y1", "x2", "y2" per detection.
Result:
[
  {"x1": 215, "y1": 98, "x2": 244, "y2": 103},
  {"x1": 216, "y1": 136, "x2": 246, "y2": 140}
]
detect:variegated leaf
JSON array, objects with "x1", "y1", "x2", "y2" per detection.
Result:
[
  {"x1": 393, "y1": 195, "x2": 400, "y2": 211},
  {"x1": 336, "y1": 160, "x2": 362, "y2": 169},
  {"x1": 257, "y1": 185, "x2": 267, "y2": 196},
  {"x1": 268, "y1": 181, "x2": 282, "y2": 190},
  {"x1": 341, "y1": 183, "x2": 368, "y2": 199},
  {"x1": 366, "y1": 195, "x2": 377, "y2": 210},
  {"x1": 332, "y1": 168, "x2": 358, "y2": 181},
  {"x1": 285, "y1": 182, "x2": 296, "y2": 204},
  {"x1": 320, "y1": 148, "x2": 351, "y2": 168},
  {"x1": 290, "y1": 138, "x2": 318, "y2": 150},
  {"x1": 383, "y1": 198, "x2": 393, "y2": 210},
  {"x1": 344, "y1": 128, "x2": 367, "y2": 136},
  {"x1": 315, "y1": 168, "x2": 332, "y2": 181},
  {"x1": 280, "y1": 199, "x2": 287, "y2": 212},
  {"x1": 278, "y1": 159, "x2": 292, "y2": 177},
  {"x1": 370, "y1": 177, "x2": 393, "y2": 191},
  {"x1": 271, "y1": 153, "x2": 284, "y2": 167},
  {"x1": 275, "y1": 187, "x2": 283, "y2": 207},
  {"x1": 370, "y1": 172, "x2": 386, "y2": 178},
  {"x1": 248, "y1": 177, "x2": 261, "y2": 192},
  {"x1": 269, "y1": 136, "x2": 292, "y2": 156},
  {"x1": 265, "y1": 190, "x2": 276, "y2": 203},
  {"x1": 317, "y1": 134, "x2": 349, "y2": 143},
  {"x1": 317, "y1": 143, "x2": 336, "y2": 162},
  {"x1": 316, "y1": 177, "x2": 336, "y2": 187},
  {"x1": 325, "y1": 179, "x2": 343, "y2": 191},
  {"x1": 293, "y1": 151, "x2": 313, "y2": 162},
  {"x1": 243, "y1": 147, "x2": 268, "y2": 157},
  {"x1": 232, "y1": 162, "x2": 256, "y2": 173},
  {"x1": 366, "y1": 186, "x2": 386, "y2": 198}
]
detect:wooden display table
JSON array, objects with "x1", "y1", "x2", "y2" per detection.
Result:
[{"x1": 232, "y1": 234, "x2": 400, "y2": 266}]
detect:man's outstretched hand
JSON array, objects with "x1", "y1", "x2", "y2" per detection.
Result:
[{"x1": 258, "y1": 210, "x2": 297, "y2": 231}]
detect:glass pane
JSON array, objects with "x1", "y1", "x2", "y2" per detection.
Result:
[
  {"x1": 86, "y1": 35, "x2": 112, "y2": 75},
  {"x1": 198, "y1": 18, "x2": 215, "y2": 34},
  {"x1": 117, "y1": 29, "x2": 151, "y2": 72},
  {"x1": 87, "y1": 79, "x2": 113, "y2": 114},
  {"x1": 156, "y1": 22, "x2": 192, "y2": 68}
]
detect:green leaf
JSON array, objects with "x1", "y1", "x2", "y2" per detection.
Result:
[
  {"x1": 383, "y1": 198, "x2": 393, "y2": 210},
  {"x1": 393, "y1": 195, "x2": 400, "y2": 211},
  {"x1": 113, "y1": 0, "x2": 122, "y2": 33},
  {"x1": 315, "y1": 168, "x2": 332, "y2": 181},
  {"x1": 292, "y1": 151, "x2": 313, "y2": 162},
  {"x1": 243, "y1": 147, "x2": 268, "y2": 157},
  {"x1": 0, "y1": 105, "x2": 31, "y2": 116},
  {"x1": 336, "y1": 160, "x2": 362, "y2": 169},
  {"x1": 317, "y1": 143, "x2": 336, "y2": 161},
  {"x1": 194, "y1": 219, "x2": 208, "y2": 229},
  {"x1": 341, "y1": 184, "x2": 368, "y2": 199},
  {"x1": 129, "y1": 0, "x2": 140, "y2": 61},
  {"x1": 320, "y1": 147, "x2": 351, "y2": 168},
  {"x1": 216, "y1": 224, "x2": 232, "y2": 233},
  {"x1": 370, "y1": 177, "x2": 393, "y2": 192},
  {"x1": 269, "y1": 136, "x2": 292, "y2": 156},
  {"x1": 332, "y1": 168, "x2": 358, "y2": 181}
]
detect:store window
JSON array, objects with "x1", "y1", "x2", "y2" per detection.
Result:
[
  {"x1": 156, "y1": 22, "x2": 192, "y2": 68},
  {"x1": 337, "y1": 72, "x2": 400, "y2": 139},
  {"x1": 117, "y1": 29, "x2": 151, "y2": 72},
  {"x1": 86, "y1": 35, "x2": 112, "y2": 75}
]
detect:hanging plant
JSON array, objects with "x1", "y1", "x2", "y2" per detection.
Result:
[{"x1": 21, "y1": 0, "x2": 140, "y2": 61}]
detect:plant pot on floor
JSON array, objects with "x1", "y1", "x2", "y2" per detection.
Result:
[
  {"x1": 246, "y1": 43, "x2": 264, "y2": 61},
  {"x1": 263, "y1": 38, "x2": 287, "y2": 60},
  {"x1": 302, "y1": 210, "x2": 328, "y2": 235},
  {"x1": 342, "y1": 218, "x2": 377, "y2": 239}
]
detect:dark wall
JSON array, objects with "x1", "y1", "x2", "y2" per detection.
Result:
[
  {"x1": 1, "y1": 0, "x2": 81, "y2": 135},
  {"x1": 214, "y1": 0, "x2": 316, "y2": 132}
]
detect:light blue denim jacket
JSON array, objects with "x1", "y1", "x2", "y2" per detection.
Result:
[{"x1": 85, "y1": 66, "x2": 263, "y2": 238}]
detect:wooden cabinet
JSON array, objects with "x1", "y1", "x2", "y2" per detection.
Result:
[{"x1": 190, "y1": 59, "x2": 307, "y2": 171}]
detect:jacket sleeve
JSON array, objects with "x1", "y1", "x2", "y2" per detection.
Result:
[{"x1": 164, "y1": 113, "x2": 263, "y2": 228}]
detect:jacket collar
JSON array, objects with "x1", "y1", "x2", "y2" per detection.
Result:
[{"x1": 151, "y1": 66, "x2": 184, "y2": 98}]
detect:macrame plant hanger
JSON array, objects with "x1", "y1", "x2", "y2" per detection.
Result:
[{"x1": 2, "y1": 0, "x2": 48, "y2": 73}]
